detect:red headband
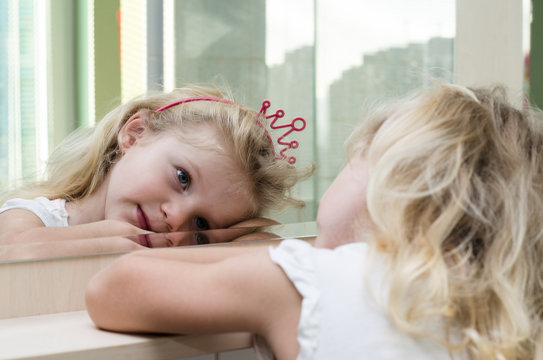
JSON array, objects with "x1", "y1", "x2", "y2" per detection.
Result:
[{"x1": 154, "y1": 96, "x2": 235, "y2": 112}]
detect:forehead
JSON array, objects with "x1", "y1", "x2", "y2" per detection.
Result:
[
  {"x1": 172, "y1": 122, "x2": 230, "y2": 154},
  {"x1": 199, "y1": 151, "x2": 255, "y2": 226}
]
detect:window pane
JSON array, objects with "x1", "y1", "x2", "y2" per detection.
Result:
[
  {"x1": 0, "y1": 0, "x2": 8, "y2": 189},
  {"x1": 19, "y1": 0, "x2": 37, "y2": 180},
  {"x1": 0, "y1": 0, "x2": 39, "y2": 188},
  {"x1": 316, "y1": 0, "x2": 456, "y2": 202}
]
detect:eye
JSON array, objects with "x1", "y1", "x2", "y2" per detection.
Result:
[
  {"x1": 176, "y1": 168, "x2": 190, "y2": 189},
  {"x1": 195, "y1": 233, "x2": 210, "y2": 245},
  {"x1": 194, "y1": 216, "x2": 209, "y2": 230}
]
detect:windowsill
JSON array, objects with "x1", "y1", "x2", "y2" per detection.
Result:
[{"x1": 0, "y1": 310, "x2": 253, "y2": 359}]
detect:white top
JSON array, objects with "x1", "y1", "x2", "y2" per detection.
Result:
[
  {"x1": 264, "y1": 239, "x2": 452, "y2": 360},
  {"x1": 0, "y1": 197, "x2": 69, "y2": 227}
]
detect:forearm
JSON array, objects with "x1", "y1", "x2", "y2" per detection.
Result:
[
  {"x1": 0, "y1": 221, "x2": 148, "y2": 246},
  {"x1": 0, "y1": 236, "x2": 144, "y2": 261},
  {"x1": 86, "y1": 255, "x2": 241, "y2": 334},
  {"x1": 85, "y1": 247, "x2": 295, "y2": 335},
  {"x1": 129, "y1": 241, "x2": 269, "y2": 264}
]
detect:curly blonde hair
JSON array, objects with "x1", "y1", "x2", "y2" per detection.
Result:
[
  {"x1": 3, "y1": 85, "x2": 311, "y2": 217},
  {"x1": 349, "y1": 84, "x2": 543, "y2": 359}
]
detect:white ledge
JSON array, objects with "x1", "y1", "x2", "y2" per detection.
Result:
[{"x1": 0, "y1": 310, "x2": 252, "y2": 359}]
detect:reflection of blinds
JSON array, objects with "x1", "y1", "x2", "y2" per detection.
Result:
[
  {"x1": 6, "y1": 0, "x2": 23, "y2": 187},
  {"x1": 0, "y1": 1, "x2": 10, "y2": 189},
  {"x1": 19, "y1": 2, "x2": 36, "y2": 181},
  {"x1": 2, "y1": 0, "x2": 48, "y2": 188}
]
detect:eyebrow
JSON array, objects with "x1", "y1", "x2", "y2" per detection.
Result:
[{"x1": 184, "y1": 156, "x2": 202, "y2": 183}]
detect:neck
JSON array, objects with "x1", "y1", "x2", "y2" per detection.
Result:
[{"x1": 65, "y1": 173, "x2": 110, "y2": 225}]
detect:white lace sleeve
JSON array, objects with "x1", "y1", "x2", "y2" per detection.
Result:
[
  {"x1": 268, "y1": 239, "x2": 320, "y2": 360},
  {"x1": 0, "y1": 197, "x2": 68, "y2": 227}
]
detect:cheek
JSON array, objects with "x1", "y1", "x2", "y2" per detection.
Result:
[
  {"x1": 108, "y1": 159, "x2": 165, "y2": 200},
  {"x1": 316, "y1": 178, "x2": 367, "y2": 248},
  {"x1": 316, "y1": 186, "x2": 352, "y2": 247},
  {"x1": 316, "y1": 182, "x2": 338, "y2": 229}
]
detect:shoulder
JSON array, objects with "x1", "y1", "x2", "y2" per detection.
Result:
[
  {"x1": 269, "y1": 239, "x2": 368, "y2": 284},
  {"x1": 0, "y1": 197, "x2": 68, "y2": 227},
  {"x1": 266, "y1": 239, "x2": 370, "y2": 358}
]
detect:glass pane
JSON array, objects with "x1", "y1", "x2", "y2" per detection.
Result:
[
  {"x1": 316, "y1": 0, "x2": 456, "y2": 202},
  {"x1": 0, "y1": 0, "x2": 39, "y2": 188},
  {"x1": 18, "y1": 0, "x2": 37, "y2": 180},
  {"x1": 173, "y1": 0, "x2": 268, "y2": 104},
  {"x1": 0, "y1": 0, "x2": 8, "y2": 189},
  {"x1": 1, "y1": 0, "x2": 457, "y2": 225}
]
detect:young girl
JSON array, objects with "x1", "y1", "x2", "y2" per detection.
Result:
[
  {"x1": 0, "y1": 85, "x2": 309, "y2": 255},
  {"x1": 86, "y1": 84, "x2": 543, "y2": 359}
]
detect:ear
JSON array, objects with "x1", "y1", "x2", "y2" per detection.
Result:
[{"x1": 118, "y1": 110, "x2": 151, "y2": 153}]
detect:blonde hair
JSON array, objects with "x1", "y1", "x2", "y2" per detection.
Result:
[
  {"x1": 348, "y1": 84, "x2": 543, "y2": 359},
  {"x1": 3, "y1": 85, "x2": 311, "y2": 216}
]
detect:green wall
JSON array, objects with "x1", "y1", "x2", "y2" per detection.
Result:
[{"x1": 93, "y1": 0, "x2": 121, "y2": 122}]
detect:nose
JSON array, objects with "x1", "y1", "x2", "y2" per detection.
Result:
[{"x1": 161, "y1": 200, "x2": 194, "y2": 232}]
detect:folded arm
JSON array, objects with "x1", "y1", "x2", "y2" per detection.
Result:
[
  {"x1": 85, "y1": 245, "x2": 302, "y2": 358},
  {"x1": 0, "y1": 209, "x2": 147, "y2": 245}
]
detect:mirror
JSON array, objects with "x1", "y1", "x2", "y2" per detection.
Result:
[
  {"x1": 0, "y1": 221, "x2": 318, "y2": 262},
  {"x1": 0, "y1": 0, "x2": 455, "y2": 262}
]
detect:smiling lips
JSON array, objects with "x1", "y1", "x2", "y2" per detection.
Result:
[
  {"x1": 136, "y1": 205, "x2": 152, "y2": 247},
  {"x1": 136, "y1": 205, "x2": 150, "y2": 230}
]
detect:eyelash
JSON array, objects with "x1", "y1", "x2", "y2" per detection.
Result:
[
  {"x1": 195, "y1": 217, "x2": 209, "y2": 231},
  {"x1": 176, "y1": 168, "x2": 191, "y2": 190},
  {"x1": 195, "y1": 233, "x2": 210, "y2": 245}
]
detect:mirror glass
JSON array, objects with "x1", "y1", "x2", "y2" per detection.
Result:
[
  {"x1": 0, "y1": 0, "x2": 455, "y2": 261},
  {"x1": 0, "y1": 222, "x2": 318, "y2": 263}
]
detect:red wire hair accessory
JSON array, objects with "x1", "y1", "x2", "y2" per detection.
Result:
[
  {"x1": 258, "y1": 100, "x2": 306, "y2": 165},
  {"x1": 154, "y1": 96, "x2": 306, "y2": 165},
  {"x1": 154, "y1": 96, "x2": 235, "y2": 112}
]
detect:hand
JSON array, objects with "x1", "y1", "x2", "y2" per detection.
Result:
[
  {"x1": 0, "y1": 219, "x2": 149, "y2": 246},
  {"x1": 85, "y1": 220, "x2": 151, "y2": 238},
  {"x1": 227, "y1": 217, "x2": 281, "y2": 243}
]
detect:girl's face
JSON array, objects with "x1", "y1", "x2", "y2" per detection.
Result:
[
  {"x1": 104, "y1": 114, "x2": 253, "y2": 244},
  {"x1": 315, "y1": 155, "x2": 372, "y2": 248}
]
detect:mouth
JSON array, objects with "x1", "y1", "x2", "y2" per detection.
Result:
[
  {"x1": 136, "y1": 205, "x2": 152, "y2": 248},
  {"x1": 137, "y1": 234, "x2": 152, "y2": 248},
  {"x1": 136, "y1": 205, "x2": 150, "y2": 231}
]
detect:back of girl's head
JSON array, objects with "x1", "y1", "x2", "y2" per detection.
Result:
[
  {"x1": 349, "y1": 83, "x2": 543, "y2": 359},
  {"x1": 16, "y1": 85, "x2": 311, "y2": 216}
]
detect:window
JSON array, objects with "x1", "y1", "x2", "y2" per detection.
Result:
[
  {"x1": 1, "y1": 0, "x2": 48, "y2": 189},
  {"x1": 3, "y1": 0, "x2": 527, "y2": 223}
]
